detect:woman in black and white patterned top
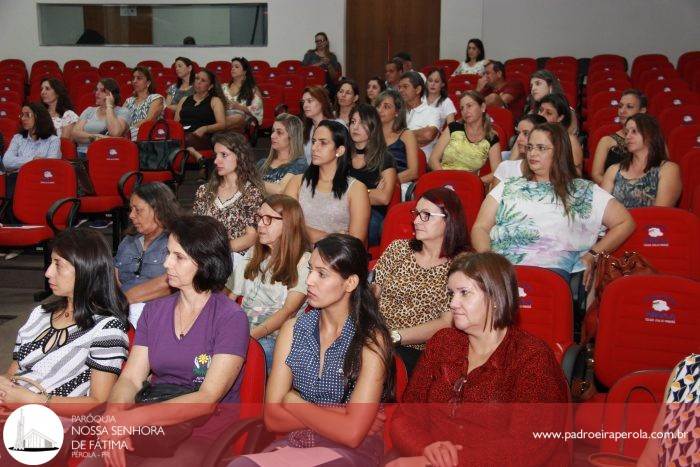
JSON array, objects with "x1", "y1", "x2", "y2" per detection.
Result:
[{"x1": 0, "y1": 229, "x2": 129, "y2": 406}]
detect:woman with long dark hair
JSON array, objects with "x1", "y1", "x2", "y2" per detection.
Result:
[
  {"x1": 165, "y1": 56, "x2": 195, "y2": 112},
  {"x1": 452, "y1": 38, "x2": 486, "y2": 76},
  {"x1": 334, "y1": 78, "x2": 360, "y2": 125},
  {"x1": 230, "y1": 234, "x2": 394, "y2": 467},
  {"x1": 285, "y1": 120, "x2": 370, "y2": 244},
  {"x1": 602, "y1": 113, "x2": 681, "y2": 208},
  {"x1": 223, "y1": 57, "x2": 263, "y2": 130},
  {"x1": 0, "y1": 229, "x2": 129, "y2": 410},
  {"x1": 365, "y1": 76, "x2": 386, "y2": 104},
  {"x1": 525, "y1": 70, "x2": 578, "y2": 135},
  {"x1": 348, "y1": 103, "x2": 397, "y2": 246},
  {"x1": 176, "y1": 68, "x2": 227, "y2": 150},
  {"x1": 424, "y1": 67, "x2": 457, "y2": 128},
  {"x1": 40, "y1": 77, "x2": 78, "y2": 139},
  {"x1": 123, "y1": 66, "x2": 164, "y2": 140}
]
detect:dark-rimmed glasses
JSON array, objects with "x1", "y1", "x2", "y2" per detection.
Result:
[
  {"x1": 410, "y1": 209, "x2": 447, "y2": 222},
  {"x1": 525, "y1": 144, "x2": 553, "y2": 153},
  {"x1": 254, "y1": 213, "x2": 283, "y2": 226}
]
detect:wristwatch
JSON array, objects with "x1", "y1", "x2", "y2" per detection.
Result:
[{"x1": 390, "y1": 330, "x2": 402, "y2": 345}]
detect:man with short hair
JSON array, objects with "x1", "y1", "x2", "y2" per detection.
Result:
[
  {"x1": 385, "y1": 58, "x2": 403, "y2": 90},
  {"x1": 394, "y1": 51, "x2": 426, "y2": 82},
  {"x1": 398, "y1": 71, "x2": 440, "y2": 160},
  {"x1": 477, "y1": 60, "x2": 526, "y2": 119}
]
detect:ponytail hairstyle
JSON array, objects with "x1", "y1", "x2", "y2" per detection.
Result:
[{"x1": 314, "y1": 234, "x2": 395, "y2": 402}]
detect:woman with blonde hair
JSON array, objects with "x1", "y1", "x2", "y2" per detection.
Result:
[
  {"x1": 257, "y1": 113, "x2": 308, "y2": 194},
  {"x1": 227, "y1": 194, "x2": 311, "y2": 369}
]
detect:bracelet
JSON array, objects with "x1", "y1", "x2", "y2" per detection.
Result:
[{"x1": 587, "y1": 249, "x2": 600, "y2": 258}]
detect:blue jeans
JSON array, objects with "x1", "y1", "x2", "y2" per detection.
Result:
[
  {"x1": 368, "y1": 208, "x2": 385, "y2": 247},
  {"x1": 258, "y1": 336, "x2": 276, "y2": 374}
]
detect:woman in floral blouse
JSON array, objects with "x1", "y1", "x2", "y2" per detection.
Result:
[{"x1": 471, "y1": 122, "x2": 634, "y2": 286}]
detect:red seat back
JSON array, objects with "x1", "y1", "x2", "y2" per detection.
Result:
[
  {"x1": 378, "y1": 201, "x2": 417, "y2": 257},
  {"x1": 614, "y1": 207, "x2": 700, "y2": 280},
  {"x1": 13, "y1": 159, "x2": 77, "y2": 226},
  {"x1": 239, "y1": 338, "x2": 266, "y2": 418},
  {"x1": 586, "y1": 80, "x2": 631, "y2": 101},
  {"x1": 0, "y1": 81, "x2": 23, "y2": 96},
  {"x1": 590, "y1": 54, "x2": 627, "y2": 71},
  {"x1": 658, "y1": 105, "x2": 700, "y2": 137},
  {"x1": 274, "y1": 74, "x2": 305, "y2": 115},
  {"x1": 485, "y1": 106, "x2": 514, "y2": 141},
  {"x1": 434, "y1": 59, "x2": 460, "y2": 76},
  {"x1": 650, "y1": 90, "x2": 700, "y2": 117},
  {"x1": 86, "y1": 138, "x2": 139, "y2": 196},
  {"x1": 447, "y1": 74, "x2": 479, "y2": 93},
  {"x1": 258, "y1": 83, "x2": 284, "y2": 129},
  {"x1": 137, "y1": 60, "x2": 164, "y2": 71},
  {"x1": 0, "y1": 101, "x2": 21, "y2": 123},
  {"x1": 74, "y1": 93, "x2": 95, "y2": 116},
  {"x1": 668, "y1": 124, "x2": 700, "y2": 163},
  {"x1": 514, "y1": 266, "x2": 573, "y2": 363},
  {"x1": 0, "y1": 90, "x2": 22, "y2": 105},
  {"x1": 636, "y1": 65, "x2": 678, "y2": 89},
  {"x1": 680, "y1": 149, "x2": 700, "y2": 209},
  {"x1": 631, "y1": 54, "x2": 671, "y2": 82},
  {"x1": 60, "y1": 138, "x2": 77, "y2": 161},
  {"x1": 206, "y1": 61, "x2": 232, "y2": 83},
  {"x1": 301, "y1": 66, "x2": 325, "y2": 87},
  {"x1": 63, "y1": 59, "x2": 91, "y2": 74},
  {"x1": 588, "y1": 91, "x2": 623, "y2": 116},
  {"x1": 594, "y1": 274, "x2": 700, "y2": 388},
  {"x1": 249, "y1": 60, "x2": 270, "y2": 74},
  {"x1": 505, "y1": 58, "x2": 537, "y2": 77},
  {"x1": 587, "y1": 123, "x2": 622, "y2": 161},
  {"x1": 137, "y1": 119, "x2": 185, "y2": 146},
  {"x1": 413, "y1": 170, "x2": 484, "y2": 230},
  {"x1": 644, "y1": 78, "x2": 689, "y2": 100},
  {"x1": 589, "y1": 107, "x2": 624, "y2": 133},
  {"x1": 98, "y1": 61, "x2": 127, "y2": 76},
  {"x1": 0, "y1": 117, "x2": 19, "y2": 146},
  {"x1": 277, "y1": 60, "x2": 303, "y2": 75}
]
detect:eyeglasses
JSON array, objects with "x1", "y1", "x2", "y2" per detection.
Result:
[
  {"x1": 525, "y1": 144, "x2": 553, "y2": 153},
  {"x1": 450, "y1": 375, "x2": 468, "y2": 418},
  {"x1": 133, "y1": 255, "x2": 144, "y2": 277},
  {"x1": 410, "y1": 209, "x2": 447, "y2": 222},
  {"x1": 315, "y1": 39, "x2": 327, "y2": 44},
  {"x1": 254, "y1": 213, "x2": 283, "y2": 226}
]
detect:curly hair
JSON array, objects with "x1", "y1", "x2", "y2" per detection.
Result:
[{"x1": 206, "y1": 132, "x2": 264, "y2": 202}]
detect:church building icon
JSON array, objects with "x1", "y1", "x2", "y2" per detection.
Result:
[{"x1": 9, "y1": 408, "x2": 58, "y2": 451}]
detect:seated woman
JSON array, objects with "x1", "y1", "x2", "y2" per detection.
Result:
[
  {"x1": 301, "y1": 85, "x2": 338, "y2": 163},
  {"x1": 176, "y1": 69, "x2": 226, "y2": 151},
  {"x1": 230, "y1": 234, "x2": 393, "y2": 467},
  {"x1": 257, "y1": 113, "x2": 308, "y2": 195},
  {"x1": 637, "y1": 353, "x2": 699, "y2": 467},
  {"x1": 375, "y1": 89, "x2": 419, "y2": 194},
  {"x1": 40, "y1": 78, "x2": 79, "y2": 140},
  {"x1": 192, "y1": 132, "x2": 264, "y2": 262},
  {"x1": 302, "y1": 31, "x2": 342, "y2": 95},
  {"x1": 285, "y1": 120, "x2": 370, "y2": 244},
  {"x1": 592, "y1": 88, "x2": 648, "y2": 185},
  {"x1": 537, "y1": 93, "x2": 583, "y2": 175},
  {"x1": 602, "y1": 113, "x2": 681, "y2": 208},
  {"x1": 2, "y1": 102, "x2": 60, "y2": 201},
  {"x1": 451, "y1": 38, "x2": 486, "y2": 76},
  {"x1": 123, "y1": 66, "x2": 164, "y2": 140},
  {"x1": 98, "y1": 215, "x2": 248, "y2": 463},
  {"x1": 374, "y1": 187, "x2": 469, "y2": 375},
  {"x1": 115, "y1": 182, "x2": 181, "y2": 308},
  {"x1": 429, "y1": 90, "x2": 501, "y2": 183},
  {"x1": 365, "y1": 76, "x2": 386, "y2": 104},
  {"x1": 348, "y1": 103, "x2": 398, "y2": 246},
  {"x1": 72, "y1": 78, "x2": 131, "y2": 158},
  {"x1": 165, "y1": 56, "x2": 195, "y2": 113},
  {"x1": 0, "y1": 229, "x2": 129, "y2": 413},
  {"x1": 388, "y1": 252, "x2": 569, "y2": 467},
  {"x1": 222, "y1": 57, "x2": 263, "y2": 131},
  {"x1": 526, "y1": 70, "x2": 578, "y2": 136},
  {"x1": 471, "y1": 123, "x2": 635, "y2": 285},
  {"x1": 424, "y1": 67, "x2": 457, "y2": 129},
  {"x1": 491, "y1": 113, "x2": 547, "y2": 187},
  {"x1": 226, "y1": 194, "x2": 311, "y2": 370},
  {"x1": 334, "y1": 78, "x2": 360, "y2": 125}
]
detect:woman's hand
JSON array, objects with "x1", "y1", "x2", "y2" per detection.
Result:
[
  {"x1": 105, "y1": 92, "x2": 115, "y2": 108},
  {"x1": 581, "y1": 252, "x2": 597, "y2": 291},
  {"x1": 0, "y1": 377, "x2": 45, "y2": 405},
  {"x1": 423, "y1": 440, "x2": 463, "y2": 467},
  {"x1": 193, "y1": 126, "x2": 208, "y2": 138}
]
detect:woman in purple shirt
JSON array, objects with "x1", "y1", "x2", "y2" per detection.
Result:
[{"x1": 99, "y1": 215, "x2": 249, "y2": 465}]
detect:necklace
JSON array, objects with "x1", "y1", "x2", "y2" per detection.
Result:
[{"x1": 177, "y1": 304, "x2": 204, "y2": 339}]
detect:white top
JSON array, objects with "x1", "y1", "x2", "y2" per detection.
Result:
[
  {"x1": 489, "y1": 177, "x2": 613, "y2": 273},
  {"x1": 423, "y1": 95, "x2": 457, "y2": 130},
  {"x1": 52, "y1": 110, "x2": 79, "y2": 138},
  {"x1": 493, "y1": 159, "x2": 524, "y2": 182},
  {"x1": 453, "y1": 60, "x2": 487, "y2": 76},
  {"x1": 406, "y1": 102, "x2": 441, "y2": 159}
]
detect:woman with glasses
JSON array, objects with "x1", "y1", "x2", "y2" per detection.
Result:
[
  {"x1": 387, "y1": 252, "x2": 569, "y2": 467},
  {"x1": 471, "y1": 123, "x2": 634, "y2": 285},
  {"x1": 226, "y1": 195, "x2": 311, "y2": 371},
  {"x1": 114, "y1": 182, "x2": 181, "y2": 311},
  {"x1": 302, "y1": 32, "x2": 342, "y2": 95},
  {"x1": 491, "y1": 114, "x2": 547, "y2": 188},
  {"x1": 373, "y1": 187, "x2": 469, "y2": 374}
]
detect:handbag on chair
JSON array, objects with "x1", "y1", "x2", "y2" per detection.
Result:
[{"x1": 136, "y1": 119, "x2": 182, "y2": 171}]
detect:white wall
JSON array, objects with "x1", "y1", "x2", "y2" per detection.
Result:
[
  {"x1": 441, "y1": 0, "x2": 700, "y2": 66},
  {"x1": 0, "y1": 0, "x2": 345, "y2": 69}
]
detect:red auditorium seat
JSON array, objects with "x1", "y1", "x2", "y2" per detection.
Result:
[
  {"x1": 249, "y1": 60, "x2": 270, "y2": 75},
  {"x1": 679, "y1": 149, "x2": 700, "y2": 209},
  {"x1": 637, "y1": 68, "x2": 681, "y2": 94},
  {"x1": 447, "y1": 74, "x2": 479, "y2": 93},
  {"x1": 155, "y1": 75, "x2": 178, "y2": 97},
  {"x1": 505, "y1": 58, "x2": 537, "y2": 77},
  {"x1": 274, "y1": 74, "x2": 305, "y2": 115},
  {"x1": 595, "y1": 370, "x2": 670, "y2": 459},
  {"x1": 137, "y1": 60, "x2": 164, "y2": 71},
  {"x1": 649, "y1": 89, "x2": 700, "y2": 116},
  {"x1": 376, "y1": 200, "x2": 417, "y2": 258},
  {"x1": 31, "y1": 60, "x2": 60, "y2": 74},
  {"x1": 631, "y1": 54, "x2": 671, "y2": 82},
  {"x1": 668, "y1": 124, "x2": 700, "y2": 163},
  {"x1": 277, "y1": 60, "x2": 303, "y2": 75},
  {"x1": 151, "y1": 68, "x2": 176, "y2": 83},
  {"x1": 60, "y1": 138, "x2": 77, "y2": 161},
  {"x1": 136, "y1": 119, "x2": 188, "y2": 190},
  {"x1": 434, "y1": 59, "x2": 460, "y2": 76},
  {"x1": 0, "y1": 101, "x2": 21, "y2": 123},
  {"x1": 486, "y1": 106, "x2": 514, "y2": 141},
  {"x1": 413, "y1": 170, "x2": 484, "y2": 231},
  {"x1": 206, "y1": 61, "x2": 232, "y2": 83},
  {"x1": 678, "y1": 51, "x2": 700, "y2": 75},
  {"x1": 589, "y1": 54, "x2": 627, "y2": 72},
  {"x1": 586, "y1": 69, "x2": 630, "y2": 86},
  {"x1": 0, "y1": 90, "x2": 22, "y2": 106},
  {"x1": 0, "y1": 81, "x2": 23, "y2": 96},
  {"x1": 514, "y1": 266, "x2": 578, "y2": 371},
  {"x1": 0, "y1": 70, "x2": 26, "y2": 86},
  {"x1": 258, "y1": 83, "x2": 283, "y2": 129},
  {"x1": 586, "y1": 80, "x2": 631, "y2": 102},
  {"x1": 546, "y1": 56, "x2": 578, "y2": 72},
  {"x1": 0, "y1": 159, "x2": 79, "y2": 298},
  {"x1": 658, "y1": 104, "x2": 700, "y2": 137},
  {"x1": 644, "y1": 77, "x2": 689, "y2": 99},
  {"x1": 587, "y1": 123, "x2": 622, "y2": 162},
  {"x1": 98, "y1": 60, "x2": 127, "y2": 76},
  {"x1": 259, "y1": 67, "x2": 282, "y2": 84},
  {"x1": 614, "y1": 207, "x2": 700, "y2": 280},
  {"x1": 74, "y1": 93, "x2": 95, "y2": 116},
  {"x1": 299, "y1": 66, "x2": 324, "y2": 87},
  {"x1": 588, "y1": 90, "x2": 623, "y2": 115},
  {"x1": 80, "y1": 138, "x2": 141, "y2": 250},
  {"x1": 0, "y1": 117, "x2": 19, "y2": 144},
  {"x1": 0, "y1": 59, "x2": 26, "y2": 70},
  {"x1": 589, "y1": 107, "x2": 623, "y2": 133},
  {"x1": 575, "y1": 274, "x2": 700, "y2": 444},
  {"x1": 63, "y1": 59, "x2": 91, "y2": 74}
]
